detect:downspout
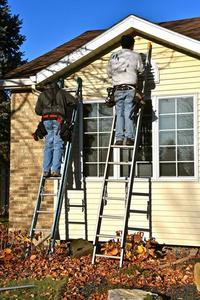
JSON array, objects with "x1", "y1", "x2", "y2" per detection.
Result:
[
  {"x1": 30, "y1": 75, "x2": 41, "y2": 96},
  {"x1": 31, "y1": 84, "x2": 41, "y2": 96}
]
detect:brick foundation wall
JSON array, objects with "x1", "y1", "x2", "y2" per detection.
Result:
[{"x1": 9, "y1": 91, "x2": 54, "y2": 232}]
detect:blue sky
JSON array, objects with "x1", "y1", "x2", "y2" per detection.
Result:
[{"x1": 7, "y1": 0, "x2": 200, "y2": 62}]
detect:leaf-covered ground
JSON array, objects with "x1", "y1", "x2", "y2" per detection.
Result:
[{"x1": 0, "y1": 225, "x2": 200, "y2": 299}]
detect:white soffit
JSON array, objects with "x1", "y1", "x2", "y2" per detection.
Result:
[{"x1": 0, "y1": 78, "x2": 36, "y2": 89}]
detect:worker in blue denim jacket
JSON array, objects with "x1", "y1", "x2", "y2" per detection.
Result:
[
  {"x1": 35, "y1": 80, "x2": 78, "y2": 177},
  {"x1": 107, "y1": 35, "x2": 144, "y2": 145}
]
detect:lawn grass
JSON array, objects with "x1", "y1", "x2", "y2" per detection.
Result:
[{"x1": 0, "y1": 276, "x2": 68, "y2": 299}]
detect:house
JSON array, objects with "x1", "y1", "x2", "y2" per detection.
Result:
[{"x1": 1, "y1": 14, "x2": 200, "y2": 247}]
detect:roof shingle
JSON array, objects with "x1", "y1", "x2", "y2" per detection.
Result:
[
  {"x1": 158, "y1": 17, "x2": 200, "y2": 41},
  {"x1": 4, "y1": 30, "x2": 105, "y2": 79},
  {"x1": 4, "y1": 17, "x2": 200, "y2": 79}
]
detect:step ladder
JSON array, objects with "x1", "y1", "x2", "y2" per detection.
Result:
[
  {"x1": 92, "y1": 43, "x2": 152, "y2": 268},
  {"x1": 65, "y1": 177, "x2": 88, "y2": 241},
  {"x1": 28, "y1": 77, "x2": 83, "y2": 253}
]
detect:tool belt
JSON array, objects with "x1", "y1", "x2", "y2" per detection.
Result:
[
  {"x1": 114, "y1": 84, "x2": 136, "y2": 91},
  {"x1": 60, "y1": 121, "x2": 72, "y2": 142},
  {"x1": 105, "y1": 87, "x2": 115, "y2": 107},
  {"x1": 32, "y1": 121, "x2": 47, "y2": 141},
  {"x1": 42, "y1": 114, "x2": 62, "y2": 121}
]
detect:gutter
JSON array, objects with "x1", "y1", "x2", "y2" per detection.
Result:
[{"x1": 0, "y1": 76, "x2": 41, "y2": 90}]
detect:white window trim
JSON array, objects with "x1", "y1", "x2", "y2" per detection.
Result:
[
  {"x1": 152, "y1": 93, "x2": 198, "y2": 181},
  {"x1": 83, "y1": 98, "x2": 115, "y2": 181}
]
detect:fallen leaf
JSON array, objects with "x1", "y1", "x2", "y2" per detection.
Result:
[
  {"x1": 30, "y1": 255, "x2": 36, "y2": 260},
  {"x1": 107, "y1": 248, "x2": 119, "y2": 256},
  {"x1": 4, "y1": 248, "x2": 11, "y2": 254}
]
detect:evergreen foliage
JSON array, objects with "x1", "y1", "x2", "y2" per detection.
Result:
[{"x1": 0, "y1": 0, "x2": 27, "y2": 165}]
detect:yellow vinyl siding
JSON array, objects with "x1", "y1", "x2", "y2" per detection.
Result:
[
  {"x1": 59, "y1": 180, "x2": 200, "y2": 245},
  {"x1": 61, "y1": 34, "x2": 200, "y2": 247},
  {"x1": 67, "y1": 38, "x2": 200, "y2": 98},
  {"x1": 152, "y1": 181, "x2": 200, "y2": 245},
  {"x1": 59, "y1": 180, "x2": 150, "y2": 242}
]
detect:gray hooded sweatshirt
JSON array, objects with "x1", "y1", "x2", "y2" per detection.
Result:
[{"x1": 107, "y1": 48, "x2": 144, "y2": 86}]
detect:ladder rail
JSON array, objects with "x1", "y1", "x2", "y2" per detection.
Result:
[
  {"x1": 29, "y1": 173, "x2": 45, "y2": 240},
  {"x1": 28, "y1": 78, "x2": 83, "y2": 254},
  {"x1": 120, "y1": 43, "x2": 152, "y2": 267},
  {"x1": 50, "y1": 78, "x2": 82, "y2": 250},
  {"x1": 92, "y1": 42, "x2": 152, "y2": 268},
  {"x1": 83, "y1": 177, "x2": 88, "y2": 240},
  {"x1": 92, "y1": 114, "x2": 116, "y2": 264},
  {"x1": 121, "y1": 105, "x2": 144, "y2": 248},
  {"x1": 148, "y1": 177, "x2": 152, "y2": 237},
  {"x1": 50, "y1": 105, "x2": 79, "y2": 250}
]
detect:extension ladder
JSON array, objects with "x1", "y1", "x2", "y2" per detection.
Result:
[
  {"x1": 28, "y1": 77, "x2": 83, "y2": 252},
  {"x1": 92, "y1": 43, "x2": 152, "y2": 268}
]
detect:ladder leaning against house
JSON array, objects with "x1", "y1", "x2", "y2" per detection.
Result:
[
  {"x1": 28, "y1": 77, "x2": 84, "y2": 253},
  {"x1": 92, "y1": 43, "x2": 152, "y2": 268}
]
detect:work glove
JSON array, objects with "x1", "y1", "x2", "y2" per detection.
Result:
[
  {"x1": 32, "y1": 131, "x2": 39, "y2": 141},
  {"x1": 133, "y1": 89, "x2": 145, "y2": 107}
]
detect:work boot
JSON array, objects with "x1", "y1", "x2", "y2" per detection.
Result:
[
  {"x1": 52, "y1": 172, "x2": 61, "y2": 177},
  {"x1": 115, "y1": 140, "x2": 123, "y2": 145},
  {"x1": 43, "y1": 171, "x2": 51, "y2": 177},
  {"x1": 126, "y1": 138, "x2": 134, "y2": 146}
]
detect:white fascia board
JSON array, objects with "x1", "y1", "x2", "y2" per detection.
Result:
[
  {"x1": 0, "y1": 77, "x2": 36, "y2": 89},
  {"x1": 2, "y1": 15, "x2": 200, "y2": 88},
  {"x1": 35, "y1": 17, "x2": 136, "y2": 83},
  {"x1": 131, "y1": 15, "x2": 200, "y2": 54},
  {"x1": 36, "y1": 15, "x2": 200, "y2": 84}
]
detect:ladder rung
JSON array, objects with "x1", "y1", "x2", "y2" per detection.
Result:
[
  {"x1": 100, "y1": 215, "x2": 123, "y2": 220},
  {"x1": 97, "y1": 234, "x2": 122, "y2": 239},
  {"x1": 95, "y1": 254, "x2": 121, "y2": 260},
  {"x1": 45, "y1": 177, "x2": 61, "y2": 180},
  {"x1": 128, "y1": 227, "x2": 150, "y2": 232},
  {"x1": 108, "y1": 162, "x2": 131, "y2": 165},
  {"x1": 37, "y1": 211, "x2": 55, "y2": 214},
  {"x1": 67, "y1": 204, "x2": 85, "y2": 208},
  {"x1": 64, "y1": 88, "x2": 76, "y2": 92},
  {"x1": 68, "y1": 221, "x2": 85, "y2": 224},
  {"x1": 129, "y1": 209, "x2": 148, "y2": 214},
  {"x1": 41, "y1": 193, "x2": 57, "y2": 196},
  {"x1": 106, "y1": 179, "x2": 129, "y2": 183},
  {"x1": 132, "y1": 192, "x2": 150, "y2": 197},
  {"x1": 33, "y1": 229, "x2": 52, "y2": 232},
  {"x1": 104, "y1": 197, "x2": 125, "y2": 201}
]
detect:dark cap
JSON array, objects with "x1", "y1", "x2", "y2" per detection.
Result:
[
  {"x1": 44, "y1": 80, "x2": 53, "y2": 87},
  {"x1": 121, "y1": 35, "x2": 135, "y2": 49},
  {"x1": 44, "y1": 80, "x2": 59, "y2": 89}
]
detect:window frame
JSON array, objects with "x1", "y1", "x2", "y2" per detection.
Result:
[
  {"x1": 152, "y1": 94, "x2": 198, "y2": 181},
  {"x1": 83, "y1": 99, "x2": 114, "y2": 180},
  {"x1": 83, "y1": 98, "x2": 153, "y2": 180}
]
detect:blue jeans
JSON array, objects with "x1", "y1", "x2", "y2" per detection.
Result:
[
  {"x1": 114, "y1": 89, "x2": 136, "y2": 141},
  {"x1": 43, "y1": 120, "x2": 64, "y2": 173}
]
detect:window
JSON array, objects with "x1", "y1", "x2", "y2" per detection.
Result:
[
  {"x1": 83, "y1": 95, "x2": 196, "y2": 179},
  {"x1": 83, "y1": 100, "x2": 153, "y2": 178},
  {"x1": 119, "y1": 100, "x2": 152, "y2": 178},
  {"x1": 157, "y1": 95, "x2": 196, "y2": 178},
  {"x1": 83, "y1": 101, "x2": 113, "y2": 177}
]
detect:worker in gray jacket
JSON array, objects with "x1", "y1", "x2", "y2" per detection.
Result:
[
  {"x1": 107, "y1": 35, "x2": 144, "y2": 145},
  {"x1": 35, "y1": 80, "x2": 78, "y2": 177}
]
